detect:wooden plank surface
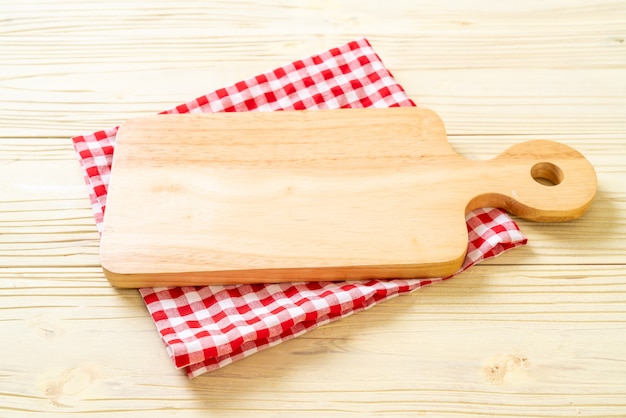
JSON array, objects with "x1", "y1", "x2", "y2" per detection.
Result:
[{"x1": 1, "y1": 0, "x2": 625, "y2": 416}]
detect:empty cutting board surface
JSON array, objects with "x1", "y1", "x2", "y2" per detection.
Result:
[{"x1": 100, "y1": 107, "x2": 597, "y2": 287}]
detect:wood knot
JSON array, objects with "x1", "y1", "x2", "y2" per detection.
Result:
[
  {"x1": 44, "y1": 365, "x2": 99, "y2": 407},
  {"x1": 483, "y1": 352, "x2": 530, "y2": 384},
  {"x1": 28, "y1": 316, "x2": 64, "y2": 339}
]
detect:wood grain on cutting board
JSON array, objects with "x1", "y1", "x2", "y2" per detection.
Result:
[{"x1": 100, "y1": 107, "x2": 596, "y2": 287}]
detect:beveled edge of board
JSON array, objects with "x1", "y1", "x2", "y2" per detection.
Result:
[{"x1": 102, "y1": 254, "x2": 466, "y2": 288}]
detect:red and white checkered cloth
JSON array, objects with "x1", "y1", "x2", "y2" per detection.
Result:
[{"x1": 72, "y1": 38, "x2": 527, "y2": 378}]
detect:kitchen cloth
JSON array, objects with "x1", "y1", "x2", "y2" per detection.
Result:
[{"x1": 72, "y1": 38, "x2": 527, "y2": 378}]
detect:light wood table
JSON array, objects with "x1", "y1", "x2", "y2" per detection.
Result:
[{"x1": 2, "y1": 1, "x2": 625, "y2": 416}]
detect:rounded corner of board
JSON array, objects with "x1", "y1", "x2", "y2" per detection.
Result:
[
  {"x1": 411, "y1": 106, "x2": 443, "y2": 120},
  {"x1": 439, "y1": 240, "x2": 470, "y2": 276},
  {"x1": 99, "y1": 253, "x2": 137, "y2": 288},
  {"x1": 101, "y1": 265, "x2": 132, "y2": 288}
]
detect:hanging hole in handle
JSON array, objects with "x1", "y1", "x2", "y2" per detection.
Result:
[{"x1": 531, "y1": 162, "x2": 564, "y2": 186}]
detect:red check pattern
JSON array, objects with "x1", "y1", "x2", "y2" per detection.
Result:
[{"x1": 72, "y1": 38, "x2": 527, "y2": 378}]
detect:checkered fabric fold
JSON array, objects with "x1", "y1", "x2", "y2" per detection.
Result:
[{"x1": 72, "y1": 38, "x2": 527, "y2": 378}]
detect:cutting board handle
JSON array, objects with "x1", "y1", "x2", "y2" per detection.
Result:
[{"x1": 467, "y1": 139, "x2": 597, "y2": 222}]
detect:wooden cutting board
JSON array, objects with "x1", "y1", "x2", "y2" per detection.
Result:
[{"x1": 100, "y1": 107, "x2": 597, "y2": 287}]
